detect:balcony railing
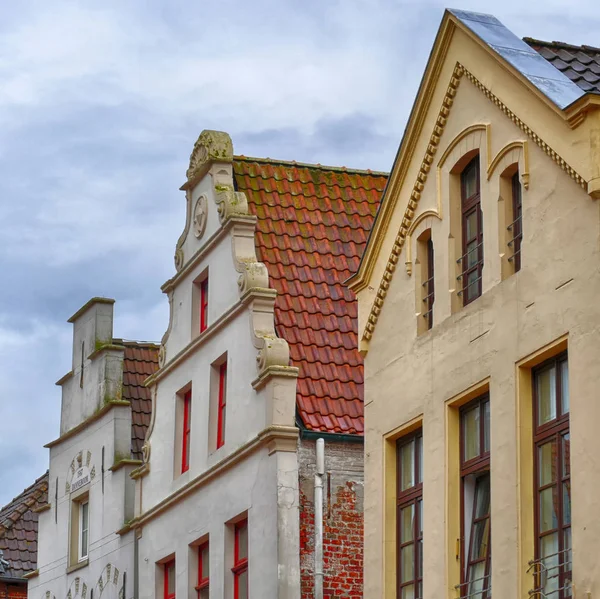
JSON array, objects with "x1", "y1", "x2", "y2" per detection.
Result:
[
  {"x1": 528, "y1": 548, "x2": 572, "y2": 598},
  {"x1": 454, "y1": 573, "x2": 491, "y2": 599}
]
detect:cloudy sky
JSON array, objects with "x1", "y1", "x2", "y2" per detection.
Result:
[{"x1": 0, "y1": 0, "x2": 598, "y2": 506}]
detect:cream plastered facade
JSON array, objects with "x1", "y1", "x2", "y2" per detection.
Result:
[
  {"x1": 30, "y1": 300, "x2": 138, "y2": 599},
  {"x1": 131, "y1": 131, "x2": 302, "y2": 599},
  {"x1": 350, "y1": 11, "x2": 600, "y2": 599}
]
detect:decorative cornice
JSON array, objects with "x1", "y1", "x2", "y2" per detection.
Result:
[
  {"x1": 44, "y1": 401, "x2": 130, "y2": 448},
  {"x1": 32, "y1": 503, "x2": 51, "y2": 514},
  {"x1": 109, "y1": 459, "x2": 142, "y2": 473},
  {"x1": 130, "y1": 425, "x2": 299, "y2": 525},
  {"x1": 361, "y1": 62, "x2": 587, "y2": 344}
]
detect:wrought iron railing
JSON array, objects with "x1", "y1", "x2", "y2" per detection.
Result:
[
  {"x1": 456, "y1": 242, "x2": 483, "y2": 297},
  {"x1": 421, "y1": 275, "x2": 434, "y2": 320},
  {"x1": 507, "y1": 214, "x2": 522, "y2": 264},
  {"x1": 528, "y1": 548, "x2": 572, "y2": 598},
  {"x1": 454, "y1": 573, "x2": 491, "y2": 599}
]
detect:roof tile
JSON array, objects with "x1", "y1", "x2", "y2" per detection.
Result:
[
  {"x1": 525, "y1": 37, "x2": 600, "y2": 95},
  {"x1": 0, "y1": 472, "x2": 48, "y2": 579},
  {"x1": 233, "y1": 157, "x2": 387, "y2": 434}
]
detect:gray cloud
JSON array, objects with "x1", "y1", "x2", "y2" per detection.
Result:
[{"x1": 1, "y1": 0, "x2": 598, "y2": 504}]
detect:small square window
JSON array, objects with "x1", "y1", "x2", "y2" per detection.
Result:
[
  {"x1": 164, "y1": 560, "x2": 176, "y2": 599},
  {"x1": 196, "y1": 542, "x2": 209, "y2": 599}
]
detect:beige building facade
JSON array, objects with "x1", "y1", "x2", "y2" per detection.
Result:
[{"x1": 349, "y1": 9, "x2": 600, "y2": 599}]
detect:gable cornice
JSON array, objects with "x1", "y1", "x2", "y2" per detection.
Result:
[{"x1": 359, "y1": 62, "x2": 587, "y2": 348}]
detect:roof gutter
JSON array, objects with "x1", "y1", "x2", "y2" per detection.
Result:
[{"x1": 296, "y1": 418, "x2": 364, "y2": 444}]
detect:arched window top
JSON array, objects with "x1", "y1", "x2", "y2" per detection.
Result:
[{"x1": 461, "y1": 156, "x2": 480, "y2": 209}]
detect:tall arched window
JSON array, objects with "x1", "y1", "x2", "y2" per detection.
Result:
[{"x1": 460, "y1": 157, "x2": 483, "y2": 305}]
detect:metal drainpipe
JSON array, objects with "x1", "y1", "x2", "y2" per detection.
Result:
[
  {"x1": 133, "y1": 529, "x2": 139, "y2": 599},
  {"x1": 314, "y1": 438, "x2": 325, "y2": 599}
]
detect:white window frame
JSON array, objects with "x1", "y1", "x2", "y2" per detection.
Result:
[{"x1": 78, "y1": 499, "x2": 89, "y2": 561}]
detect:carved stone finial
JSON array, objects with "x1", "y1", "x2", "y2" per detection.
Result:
[
  {"x1": 186, "y1": 130, "x2": 233, "y2": 186},
  {"x1": 256, "y1": 338, "x2": 291, "y2": 374},
  {"x1": 174, "y1": 248, "x2": 184, "y2": 272},
  {"x1": 216, "y1": 188, "x2": 249, "y2": 223},
  {"x1": 238, "y1": 262, "x2": 269, "y2": 295}
]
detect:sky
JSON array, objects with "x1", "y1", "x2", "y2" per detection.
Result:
[{"x1": 0, "y1": 0, "x2": 598, "y2": 506}]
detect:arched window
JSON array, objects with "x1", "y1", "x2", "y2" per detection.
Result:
[
  {"x1": 509, "y1": 171, "x2": 523, "y2": 273},
  {"x1": 459, "y1": 157, "x2": 483, "y2": 305},
  {"x1": 415, "y1": 230, "x2": 435, "y2": 333}
]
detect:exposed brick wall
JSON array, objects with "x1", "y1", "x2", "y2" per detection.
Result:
[
  {"x1": 298, "y1": 438, "x2": 364, "y2": 599},
  {"x1": 0, "y1": 582, "x2": 28, "y2": 599}
]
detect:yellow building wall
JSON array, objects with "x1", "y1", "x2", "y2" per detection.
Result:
[{"x1": 361, "y1": 24, "x2": 600, "y2": 599}]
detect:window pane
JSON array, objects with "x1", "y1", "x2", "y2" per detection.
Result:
[
  {"x1": 463, "y1": 164, "x2": 478, "y2": 199},
  {"x1": 466, "y1": 270, "x2": 479, "y2": 302},
  {"x1": 537, "y1": 366, "x2": 557, "y2": 425},
  {"x1": 81, "y1": 530, "x2": 88, "y2": 558},
  {"x1": 540, "y1": 533, "x2": 559, "y2": 595},
  {"x1": 563, "y1": 528, "x2": 572, "y2": 571},
  {"x1": 483, "y1": 401, "x2": 490, "y2": 453},
  {"x1": 474, "y1": 475, "x2": 490, "y2": 519},
  {"x1": 400, "y1": 545, "x2": 415, "y2": 583},
  {"x1": 539, "y1": 487, "x2": 559, "y2": 533},
  {"x1": 561, "y1": 360, "x2": 569, "y2": 415},
  {"x1": 463, "y1": 406, "x2": 480, "y2": 462},
  {"x1": 417, "y1": 539, "x2": 423, "y2": 579},
  {"x1": 201, "y1": 545, "x2": 209, "y2": 579},
  {"x1": 417, "y1": 499, "x2": 423, "y2": 536},
  {"x1": 562, "y1": 483, "x2": 571, "y2": 526},
  {"x1": 400, "y1": 440, "x2": 415, "y2": 491},
  {"x1": 538, "y1": 441, "x2": 557, "y2": 486},
  {"x1": 401, "y1": 585, "x2": 415, "y2": 599},
  {"x1": 237, "y1": 523, "x2": 248, "y2": 561},
  {"x1": 467, "y1": 561, "x2": 486, "y2": 597},
  {"x1": 470, "y1": 520, "x2": 490, "y2": 561},
  {"x1": 237, "y1": 570, "x2": 248, "y2": 599},
  {"x1": 562, "y1": 434, "x2": 570, "y2": 478},
  {"x1": 416, "y1": 436, "x2": 423, "y2": 485},
  {"x1": 167, "y1": 563, "x2": 175, "y2": 595},
  {"x1": 466, "y1": 212, "x2": 478, "y2": 243},
  {"x1": 400, "y1": 505, "x2": 414, "y2": 543}
]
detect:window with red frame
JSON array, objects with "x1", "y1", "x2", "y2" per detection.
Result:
[
  {"x1": 459, "y1": 156, "x2": 483, "y2": 305},
  {"x1": 216, "y1": 362, "x2": 227, "y2": 449},
  {"x1": 459, "y1": 396, "x2": 491, "y2": 599},
  {"x1": 200, "y1": 278, "x2": 209, "y2": 333},
  {"x1": 182, "y1": 390, "x2": 192, "y2": 473},
  {"x1": 233, "y1": 520, "x2": 248, "y2": 599},
  {"x1": 396, "y1": 430, "x2": 423, "y2": 599},
  {"x1": 533, "y1": 353, "x2": 570, "y2": 599},
  {"x1": 164, "y1": 560, "x2": 175, "y2": 599},
  {"x1": 195, "y1": 542, "x2": 209, "y2": 599}
]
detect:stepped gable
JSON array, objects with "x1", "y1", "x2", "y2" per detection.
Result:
[
  {"x1": 525, "y1": 37, "x2": 600, "y2": 94},
  {"x1": 0, "y1": 472, "x2": 48, "y2": 578},
  {"x1": 233, "y1": 156, "x2": 387, "y2": 435}
]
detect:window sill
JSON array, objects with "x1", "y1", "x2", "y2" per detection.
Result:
[{"x1": 67, "y1": 558, "x2": 89, "y2": 574}]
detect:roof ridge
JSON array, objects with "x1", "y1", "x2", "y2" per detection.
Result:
[
  {"x1": 523, "y1": 36, "x2": 600, "y2": 54},
  {"x1": 233, "y1": 155, "x2": 389, "y2": 177},
  {"x1": 114, "y1": 338, "x2": 160, "y2": 348},
  {"x1": 0, "y1": 471, "x2": 49, "y2": 529}
]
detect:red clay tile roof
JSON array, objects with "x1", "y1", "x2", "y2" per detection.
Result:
[
  {"x1": 0, "y1": 472, "x2": 48, "y2": 579},
  {"x1": 233, "y1": 157, "x2": 387, "y2": 435},
  {"x1": 115, "y1": 340, "x2": 160, "y2": 461},
  {"x1": 525, "y1": 38, "x2": 600, "y2": 94}
]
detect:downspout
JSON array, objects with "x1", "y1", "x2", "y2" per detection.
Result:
[{"x1": 314, "y1": 438, "x2": 325, "y2": 599}]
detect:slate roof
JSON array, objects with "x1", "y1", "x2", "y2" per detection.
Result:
[
  {"x1": 233, "y1": 157, "x2": 387, "y2": 434},
  {"x1": 116, "y1": 340, "x2": 160, "y2": 461},
  {"x1": 525, "y1": 38, "x2": 600, "y2": 95},
  {"x1": 0, "y1": 472, "x2": 48, "y2": 579}
]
